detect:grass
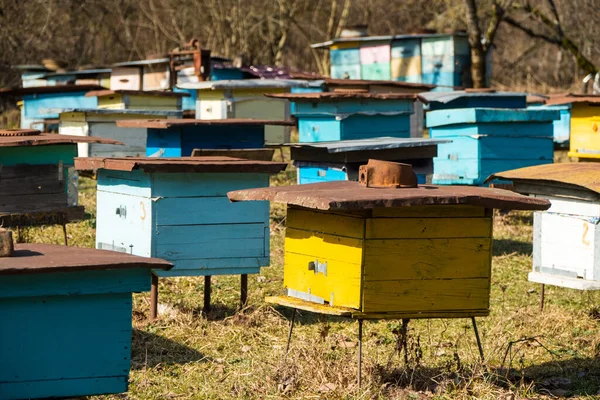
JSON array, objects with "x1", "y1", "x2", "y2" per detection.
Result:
[{"x1": 18, "y1": 161, "x2": 600, "y2": 400}]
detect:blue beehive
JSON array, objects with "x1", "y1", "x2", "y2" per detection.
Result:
[
  {"x1": 270, "y1": 92, "x2": 415, "y2": 143},
  {"x1": 115, "y1": 118, "x2": 294, "y2": 157},
  {"x1": 75, "y1": 156, "x2": 287, "y2": 316},
  {"x1": 427, "y1": 108, "x2": 560, "y2": 185},
  {"x1": 0, "y1": 85, "x2": 102, "y2": 130},
  {"x1": 527, "y1": 94, "x2": 571, "y2": 147},
  {"x1": 0, "y1": 243, "x2": 171, "y2": 400},
  {"x1": 291, "y1": 137, "x2": 450, "y2": 184}
]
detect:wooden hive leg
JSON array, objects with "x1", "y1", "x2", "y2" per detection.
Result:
[
  {"x1": 203, "y1": 275, "x2": 212, "y2": 313},
  {"x1": 240, "y1": 274, "x2": 248, "y2": 308},
  {"x1": 400, "y1": 319, "x2": 410, "y2": 365},
  {"x1": 357, "y1": 319, "x2": 363, "y2": 389},
  {"x1": 150, "y1": 274, "x2": 159, "y2": 321},
  {"x1": 471, "y1": 317, "x2": 485, "y2": 363},
  {"x1": 285, "y1": 308, "x2": 297, "y2": 357},
  {"x1": 539, "y1": 284, "x2": 546, "y2": 312},
  {"x1": 61, "y1": 214, "x2": 68, "y2": 246}
]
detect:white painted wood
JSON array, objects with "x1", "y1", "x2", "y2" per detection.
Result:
[
  {"x1": 534, "y1": 194, "x2": 600, "y2": 217},
  {"x1": 95, "y1": 190, "x2": 153, "y2": 257},
  {"x1": 197, "y1": 99, "x2": 228, "y2": 119},
  {"x1": 110, "y1": 67, "x2": 142, "y2": 90},
  {"x1": 528, "y1": 272, "x2": 600, "y2": 290},
  {"x1": 59, "y1": 121, "x2": 90, "y2": 157}
]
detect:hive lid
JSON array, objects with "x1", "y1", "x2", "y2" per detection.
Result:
[
  {"x1": 418, "y1": 91, "x2": 526, "y2": 104},
  {"x1": 324, "y1": 78, "x2": 436, "y2": 92},
  {"x1": 86, "y1": 89, "x2": 190, "y2": 98},
  {"x1": 290, "y1": 137, "x2": 450, "y2": 153},
  {"x1": 227, "y1": 180, "x2": 550, "y2": 211},
  {"x1": 426, "y1": 107, "x2": 560, "y2": 128},
  {"x1": 116, "y1": 118, "x2": 295, "y2": 129},
  {"x1": 486, "y1": 163, "x2": 600, "y2": 200},
  {"x1": 0, "y1": 132, "x2": 123, "y2": 147},
  {"x1": 75, "y1": 156, "x2": 287, "y2": 174},
  {"x1": 58, "y1": 108, "x2": 183, "y2": 117},
  {"x1": 0, "y1": 84, "x2": 105, "y2": 97},
  {"x1": 177, "y1": 79, "x2": 319, "y2": 90},
  {"x1": 0, "y1": 243, "x2": 172, "y2": 275},
  {"x1": 266, "y1": 92, "x2": 416, "y2": 101},
  {"x1": 544, "y1": 93, "x2": 600, "y2": 106}
]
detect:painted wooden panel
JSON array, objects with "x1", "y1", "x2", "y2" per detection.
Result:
[
  {"x1": 294, "y1": 98, "x2": 413, "y2": 116},
  {"x1": 330, "y1": 48, "x2": 360, "y2": 65},
  {"x1": 97, "y1": 94, "x2": 181, "y2": 111},
  {"x1": 365, "y1": 217, "x2": 491, "y2": 239},
  {"x1": 359, "y1": 44, "x2": 391, "y2": 64},
  {"x1": 154, "y1": 197, "x2": 268, "y2": 225},
  {"x1": 330, "y1": 64, "x2": 361, "y2": 80},
  {"x1": 88, "y1": 122, "x2": 147, "y2": 157},
  {"x1": 360, "y1": 62, "x2": 392, "y2": 80},
  {"x1": 22, "y1": 92, "x2": 97, "y2": 121},
  {"x1": 286, "y1": 208, "x2": 365, "y2": 238},
  {"x1": 422, "y1": 71, "x2": 462, "y2": 87},
  {"x1": 174, "y1": 87, "x2": 197, "y2": 112},
  {"x1": 0, "y1": 144, "x2": 76, "y2": 167},
  {"x1": 298, "y1": 114, "x2": 411, "y2": 143},
  {"x1": 421, "y1": 36, "x2": 470, "y2": 56},
  {"x1": 540, "y1": 195, "x2": 600, "y2": 218},
  {"x1": 391, "y1": 39, "x2": 421, "y2": 58},
  {"x1": 142, "y1": 66, "x2": 169, "y2": 91},
  {"x1": 361, "y1": 278, "x2": 489, "y2": 313},
  {"x1": 152, "y1": 172, "x2": 269, "y2": 198},
  {"x1": 568, "y1": 104, "x2": 600, "y2": 159},
  {"x1": 429, "y1": 96, "x2": 527, "y2": 111},
  {"x1": 197, "y1": 99, "x2": 228, "y2": 119},
  {"x1": 297, "y1": 165, "x2": 348, "y2": 184},
  {"x1": 110, "y1": 66, "x2": 142, "y2": 90},
  {"x1": 371, "y1": 205, "x2": 485, "y2": 218},
  {"x1": 435, "y1": 135, "x2": 554, "y2": 161},
  {"x1": 391, "y1": 57, "x2": 422, "y2": 80}
]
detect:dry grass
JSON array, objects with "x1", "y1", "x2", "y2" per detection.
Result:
[{"x1": 19, "y1": 163, "x2": 600, "y2": 400}]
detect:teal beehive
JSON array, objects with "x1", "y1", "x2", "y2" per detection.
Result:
[
  {"x1": 75, "y1": 156, "x2": 286, "y2": 318},
  {"x1": 0, "y1": 243, "x2": 171, "y2": 400},
  {"x1": 269, "y1": 92, "x2": 415, "y2": 143},
  {"x1": 427, "y1": 108, "x2": 560, "y2": 185}
]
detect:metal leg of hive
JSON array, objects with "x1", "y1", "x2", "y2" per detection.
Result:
[
  {"x1": 203, "y1": 275, "x2": 212, "y2": 313},
  {"x1": 471, "y1": 317, "x2": 484, "y2": 363},
  {"x1": 150, "y1": 274, "x2": 159, "y2": 321},
  {"x1": 539, "y1": 284, "x2": 545, "y2": 312},
  {"x1": 61, "y1": 215, "x2": 69, "y2": 246},
  {"x1": 358, "y1": 319, "x2": 363, "y2": 389},
  {"x1": 240, "y1": 274, "x2": 248, "y2": 308},
  {"x1": 285, "y1": 308, "x2": 296, "y2": 356},
  {"x1": 401, "y1": 318, "x2": 409, "y2": 365}
]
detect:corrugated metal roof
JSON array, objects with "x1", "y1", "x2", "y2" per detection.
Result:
[
  {"x1": 177, "y1": 79, "x2": 324, "y2": 90},
  {"x1": 0, "y1": 132, "x2": 122, "y2": 147},
  {"x1": 311, "y1": 32, "x2": 468, "y2": 49},
  {"x1": 75, "y1": 156, "x2": 287, "y2": 174},
  {"x1": 57, "y1": 108, "x2": 182, "y2": 117},
  {"x1": 545, "y1": 93, "x2": 600, "y2": 106},
  {"x1": 228, "y1": 180, "x2": 550, "y2": 211},
  {"x1": 289, "y1": 137, "x2": 450, "y2": 153},
  {"x1": 418, "y1": 91, "x2": 526, "y2": 104},
  {"x1": 0, "y1": 244, "x2": 172, "y2": 275},
  {"x1": 86, "y1": 89, "x2": 189, "y2": 98},
  {"x1": 267, "y1": 92, "x2": 416, "y2": 101},
  {"x1": 486, "y1": 163, "x2": 600, "y2": 196},
  {"x1": 116, "y1": 118, "x2": 294, "y2": 129}
]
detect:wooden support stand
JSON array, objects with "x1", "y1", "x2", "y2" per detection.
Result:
[
  {"x1": 240, "y1": 274, "x2": 248, "y2": 307},
  {"x1": 150, "y1": 274, "x2": 159, "y2": 321},
  {"x1": 203, "y1": 275, "x2": 212, "y2": 313}
]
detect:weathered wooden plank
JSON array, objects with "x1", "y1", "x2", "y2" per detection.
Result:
[
  {"x1": 0, "y1": 376, "x2": 128, "y2": 400},
  {"x1": 287, "y1": 206, "x2": 365, "y2": 239},
  {"x1": 366, "y1": 217, "x2": 491, "y2": 239},
  {"x1": 0, "y1": 164, "x2": 64, "y2": 196},
  {"x1": 154, "y1": 196, "x2": 268, "y2": 225},
  {"x1": 285, "y1": 228, "x2": 363, "y2": 265},
  {"x1": 371, "y1": 205, "x2": 485, "y2": 218},
  {"x1": 362, "y1": 278, "x2": 490, "y2": 313},
  {"x1": 0, "y1": 193, "x2": 67, "y2": 213}
]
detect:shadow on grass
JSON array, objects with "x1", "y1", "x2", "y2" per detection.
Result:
[
  {"x1": 493, "y1": 238, "x2": 533, "y2": 257},
  {"x1": 492, "y1": 356, "x2": 600, "y2": 397},
  {"x1": 270, "y1": 304, "x2": 352, "y2": 326},
  {"x1": 130, "y1": 328, "x2": 208, "y2": 369}
]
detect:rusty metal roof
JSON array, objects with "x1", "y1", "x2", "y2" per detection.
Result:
[
  {"x1": 544, "y1": 93, "x2": 600, "y2": 106},
  {"x1": 0, "y1": 243, "x2": 172, "y2": 275},
  {"x1": 324, "y1": 78, "x2": 436, "y2": 91},
  {"x1": 75, "y1": 156, "x2": 287, "y2": 174},
  {"x1": 227, "y1": 181, "x2": 550, "y2": 211},
  {"x1": 86, "y1": 89, "x2": 189, "y2": 98},
  {"x1": 116, "y1": 118, "x2": 295, "y2": 129},
  {"x1": 486, "y1": 163, "x2": 600, "y2": 196},
  {"x1": 0, "y1": 84, "x2": 105, "y2": 97},
  {"x1": 0, "y1": 133, "x2": 122, "y2": 147},
  {"x1": 266, "y1": 92, "x2": 416, "y2": 101}
]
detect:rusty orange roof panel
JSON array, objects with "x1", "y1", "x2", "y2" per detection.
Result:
[{"x1": 544, "y1": 93, "x2": 600, "y2": 106}]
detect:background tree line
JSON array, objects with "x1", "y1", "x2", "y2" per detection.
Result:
[{"x1": 0, "y1": 0, "x2": 598, "y2": 91}]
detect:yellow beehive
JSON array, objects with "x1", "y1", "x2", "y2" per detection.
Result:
[
  {"x1": 546, "y1": 94, "x2": 600, "y2": 160},
  {"x1": 228, "y1": 179, "x2": 550, "y2": 319}
]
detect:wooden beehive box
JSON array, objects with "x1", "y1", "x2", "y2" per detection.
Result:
[
  {"x1": 271, "y1": 92, "x2": 415, "y2": 143},
  {"x1": 115, "y1": 118, "x2": 294, "y2": 157},
  {"x1": 545, "y1": 94, "x2": 600, "y2": 160},
  {"x1": 75, "y1": 157, "x2": 286, "y2": 278},
  {"x1": 290, "y1": 137, "x2": 450, "y2": 184},
  {"x1": 228, "y1": 180, "x2": 549, "y2": 317},
  {"x1": 178, "y1": 79, "x2": 319, "y2": 144},
  {"x1": 110, "y1": 58, "x2": 170, "y2": 91},
  {"x1": 58, "y1": 108, "x2": 181, "y2": 157},
  {"x1": 0, "y1": 243, "x2": 171, "y2": 400},
  {"x1": 426, "y1": 108, "x2": 560, "y2": 185},
  {"x1": 527, "y1": 94, "x2": 571, "y2": 147},
  {"x1": 0, "y1": 129, "x2": 120, "y2": 225},
  {"x1": 489, "y1": 163, "x2": 600, "y2": 290},
  {"x1": 88, "y1": 89, "x2": 188, "y2": 111}
]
